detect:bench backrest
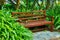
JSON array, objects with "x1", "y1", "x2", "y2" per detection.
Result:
[{"x1": 12, "y1": 10, "x2": 46, "y2": 23}]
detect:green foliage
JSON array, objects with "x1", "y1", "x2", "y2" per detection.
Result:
[
  {"x1": 46, "y1": 5, "x2": 60, "y2": 30},
  {"x1": 3, "y1": 4, "x2": 15, "y2": 10},
  {"x1": 2, "y1": 4, "x2": 60, "y2": 31},
  {"x1": 1, "y1": 0, "x2": 60, "y2": 31},
  {"x1": 0, "y1": 10, "x2": 32, "y2": 40}
]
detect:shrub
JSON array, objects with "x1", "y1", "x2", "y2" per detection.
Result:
[
  {"x1": 46, "y1": 5, "x2": 60, "y2": 30},
  {"x1": 0, "y1": 10, "x2": 32, "y2": 40}
]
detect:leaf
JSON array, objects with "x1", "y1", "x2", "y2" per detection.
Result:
[{"x1": 56, "y1": 25, "x2": 60, "y2": 30}]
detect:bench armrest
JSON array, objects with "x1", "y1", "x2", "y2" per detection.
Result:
[{"x1": 46, "y1": 16, "x2": 54, "y2": 24}]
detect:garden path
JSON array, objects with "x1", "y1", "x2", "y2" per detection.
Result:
[{"x1": 33, "y1": 31, "x2": 60, "y2": 40}]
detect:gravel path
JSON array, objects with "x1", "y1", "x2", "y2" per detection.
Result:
[{"x1": 33, "y1": 31, "x2": 60, "y2": 40}]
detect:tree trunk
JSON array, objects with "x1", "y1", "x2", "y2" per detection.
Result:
[
  {"x1": 0, "y1": 0, "x2": 5, "y2": 9},
  {"x1": 9, "y1": 0, "x2": 20, "y2": 10},
  {"x1": 26, "y1": 0, "x2": 29, "y2": 10},
  {"x1": 50, "y1": 0, "x2": 54, "y2": 9},
  {"x1": 16, "y1": 0, "x2": 20, "y2": 10},
  {"x1": 46, "y1": 0, "x2": 50, "y2": 9},
  {"x1": 31, "y1": 0, "x2": 36, "y2": 10},
  {"x1": 0, "y1": 0, "x2": 5, "y2": 5}
]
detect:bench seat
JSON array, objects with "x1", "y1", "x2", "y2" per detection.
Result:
[{"x1": 21, "y1": 20, "x2": 52, "y2": 28}]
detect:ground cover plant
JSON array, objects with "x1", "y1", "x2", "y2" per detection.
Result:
[{"x1": 0, "y1": 9, "x2": 32, "y2": 40}]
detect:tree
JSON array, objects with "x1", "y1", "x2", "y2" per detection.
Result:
[
  {"x1": 9, "y1": 0, "x2": 20, "y2": 10},
  {"x1": 15, "y1": 0, "x2": 20, "y2": 9},
  {"x1": 0, "y1": 0, "x2": 5, "y2": 9},
  {"x1": 46, "y1": 0, "x2": 50, "y2": 9},
  {"x1": 31, "y1": 0, "x2": 40, "y2": 10}
]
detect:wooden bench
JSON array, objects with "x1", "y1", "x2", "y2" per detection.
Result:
[{"x1": 12, "y1": 10, "x2": 54, "y2": 32}]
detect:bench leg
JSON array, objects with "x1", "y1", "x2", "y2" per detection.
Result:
[{"x1": 50, "y1": 24, "x2": 54, "y2": 32}]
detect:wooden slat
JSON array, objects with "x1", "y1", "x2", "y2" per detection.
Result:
[
  {"x1": 26, "y1": 20, "x2": 44, "y2": 22},
  {"x1": 12, "y1": 10, "x2": 44, "y2": 15},
  {"x1": 18, "y1": 16, "x2": 44, "y2": 20},
  {"x1": 15, "y1": 14, "x2": 43, "y2": 17},
  {"x1": 32, "y1": 28, "x2": 47, "y2": 32},
  {"x1": 18, "y1": 14, "x2": 38, "y2": 17},
  {"x1": 31, "y1": 16, "x2": 44, "y2": 18},
  {"x1": 12, "y1": 12, "x2": 32, "y2": 16},
  {"x1": 12, "y1": 10, "x2": 45, "y2": 16},
  {"x1": 19, "y1": 18, "x2": 28, "y2": 20}
]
